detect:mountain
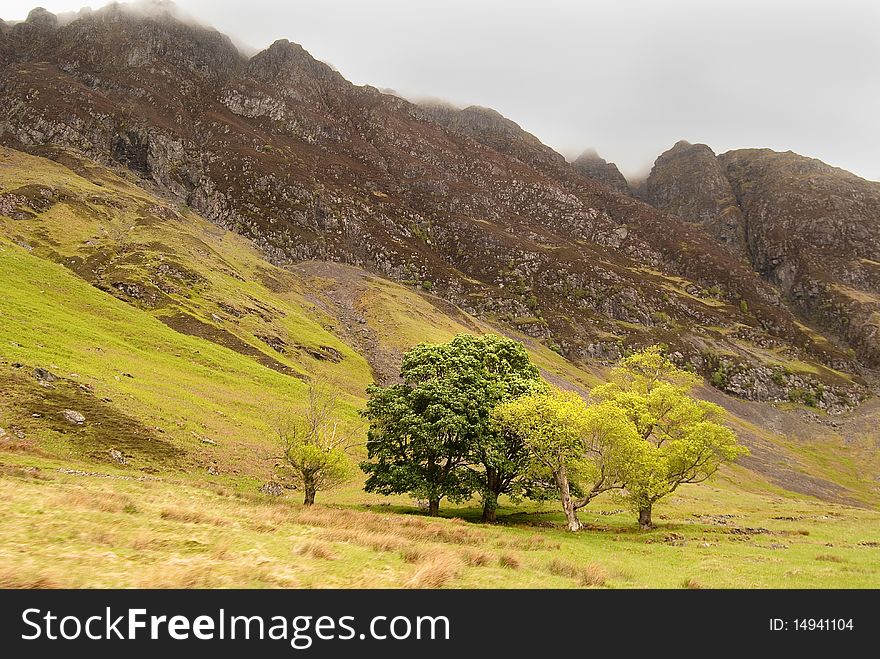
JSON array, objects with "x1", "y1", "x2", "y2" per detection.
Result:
[
  {"x1": 643, "y1": 140, "x2": 747, "y2": 254},
  {"x1": 2, "y1": 142, "x2": 880, "y2": 590},
  {"x1": 571, "y1": 149, "x2": 630, "y2": 195},
  {"x1": 0, "y1": 3, "x2": 868, "y2": 412},
  {"x1": 643, "y1": 141, "x2": 880, "y2": 367},
  {"x1": 1, "y1": 3, "x2": 879, "y2": 589}
]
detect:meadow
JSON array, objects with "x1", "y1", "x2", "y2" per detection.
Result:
[{"x1": 1, "y1": 146, "x2": 878, "y2": 588}]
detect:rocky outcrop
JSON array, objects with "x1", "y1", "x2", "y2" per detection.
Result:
[
  {"x1": 720, "y1": 149, "x2": 880, "y2": 366},
  {"x1": 644, "y1": 140, "x2": 746, "y2": 255},
  {"x1": 641, "y1": 142, "x2": 879, "y2": 368},
  {"x1": 0, "y1": 3, "x2": 866, "y2": 398},
  {"x1": 572, "y1": 149, "x2": 630, "y2": 195}
]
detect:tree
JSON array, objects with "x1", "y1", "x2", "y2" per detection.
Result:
[
  {"x1": 590, "y1": 346, "x2": 749, "y2": 529},
  {"x1": 361, "y1": 334, "x2": 541, "y2": 519},
  {"x1": 493, "y1": 389, "x2": 642, "y2": 531},
  {"x1": 274, "y1": 377, "x2": 356, "y2": 505}
]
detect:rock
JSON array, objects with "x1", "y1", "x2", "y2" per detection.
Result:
[
  {"x1": 108, "y1": 448, "x2": 127, "y2": 464},
  {"x1": 572, "y1": 149, "x2": 630, "y2": 195},
  {"x1": 644, "y1": 140, "x2": 747, "y2": 254},
  {"x1": 33, "y1": 367, "x2": 57, "y2": 382},
  {"x1": 207, "y1": 465, "x2": 219, "y2": 475},
  {"x1": 62, "y1": 409, "x2": 85, "y2": 424},
  {"x1": 259, "y1": 481, "x2": 284, "y2": 496},
  {"x1": 25, "y1": 7, "x2": 59, "y2": 29}
]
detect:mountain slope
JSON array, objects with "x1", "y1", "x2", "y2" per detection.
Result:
[
  {"x1": 0, "y1": 4, "x2": 866, "y2": 408},
  {"x1": 2, "y1": 145, "x2": 878, "y2": 504},
  {"x1": 1, "y1": 136, "x2": 879, "y2": 590},
  {"x1": 643, "y1": 141, "x2": 880, "y2": 367}
]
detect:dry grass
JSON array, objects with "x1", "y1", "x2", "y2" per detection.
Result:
[
  {"x1": 54, "y1": 489, "x2": 134, "y2": 513},
  {"x1": 295, "y1": 507, "x2": 482, "y2": 545},
  {"x1": 815, "y1": 554, "x2": 846, "y2": 563},
  {"x1": 294, "y1": 539, "x2": 336, "y2": 560},
  {"x1": 681, "y1": 577, "x2": 704, "y2": 589},
  {"x1": 159, "y1": 507, "x2": 226, "y2": 526},
  {"x1": 400, "y1": 545, "x2": 431, "y2": 564},
  {"x1": 579, "y1": 563, "x2": 607, "y2": 587},
  {"x1": 317, "y1": 527, "x2": 408, "y2": 552},
  {"x1": 461, "y1": 548, "x2": 494, "y2": 566},
  {"x1": 0, "y1": 567, "x2": 65, "y2": 589},
  {"x1": 547, "y1": 558, "x2": 607, "y2": 586},
  {"x1": 135, "y1": 560, "x2": 217, "y2": 588},
  {"x1": 403, "y1": 553, "x2": 462, "y2": 588},
  {"x1": 548, "y1": 557, "x2": 582, "y2": 579},
  {"x1": 499, "y1": 552, "x2": 521, "y2": 569}
]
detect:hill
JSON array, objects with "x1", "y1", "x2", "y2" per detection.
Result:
[
  {"x1": 1, "y1": 146, "x2": 879, "y2": 588},
  {"x1": 0, "y1": 3, "x2": 870, "y2": 410},
  {"x1": 0, "y1": 4, "x2": 878, "y2": 588}
]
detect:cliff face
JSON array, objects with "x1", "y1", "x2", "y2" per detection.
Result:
[
  {"x1": 0, "y1": 5, "x2": 868, "y2": 407},
  {"x1": 720, "y1": 149, "x2": 880, "y2": 365},
  {"x1": 572, "y1": 149, "x2": 630, "y2": 195},
  {"x1": 642, "y1": 141, "x2": 879, "y2": 366},
  {"x1": 645, "y1": 141, "x2": 747, "y2": 255}
]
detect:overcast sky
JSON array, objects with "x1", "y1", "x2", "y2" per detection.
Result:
[{"x1": 4, "y1": 0, "x2": 879, "y2": 181}]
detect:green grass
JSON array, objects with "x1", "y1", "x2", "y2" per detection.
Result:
[
  {"x1": 1, "y1": 145, "x2": 879, "y2": 588},
  {"x1": 0, "y1": 450, "x2": 877, "y2": 588}
]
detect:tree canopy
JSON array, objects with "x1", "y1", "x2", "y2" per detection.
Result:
[
  {"x1": 274, "y1": 377, "x2": 356, "y2": 505},
  {"x1": 493, "y1": 389, "x2": 643, "y2": 530},
  {"x1": 361, "y1": 333, "x2": 542, "y2": 518},
  {"x1": 591, "y1": 346, "x2": 748, "y2": 528}
]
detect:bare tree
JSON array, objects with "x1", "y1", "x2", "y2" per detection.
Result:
[{"x1": 273, "y1": 377, "x2": 359, "y2": 505}]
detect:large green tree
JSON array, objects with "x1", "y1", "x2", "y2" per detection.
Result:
[
  {"x1": 591, "y1": 346, "x2": 749, "y2": 529},
  {"x1": 361, "y1": 334, "x2": 541, "y2": 519}
]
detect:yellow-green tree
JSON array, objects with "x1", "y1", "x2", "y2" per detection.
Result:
[
  {"x1": 493, "y1": 388, "x2": 642, "y2": 531},
  {"x1": 274, "y1": 377, "x2": 356, "y2": 505},
  {"x1": 591, "y1": 346, "x2": 749, "y2": 529}
]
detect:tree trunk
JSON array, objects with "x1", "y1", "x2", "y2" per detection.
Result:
[
  {"x1": 428, "y1": 497, "x2": 440, "y2": 517},
  {"x1": 303, "y1": 476, "x2": 316, "y2": 506},
  {"x1": 482, "y1": 469, "x2": 500, "y2": 523},
  {"x1": 555, "y1": 468, "x2": 581, "y2": 532},
  {"x1": 638, "y1": 504, "x2": 653, "y2": 530},
  {"x1": 481, "y1": 496, "x2": 498, "y2": 523}
]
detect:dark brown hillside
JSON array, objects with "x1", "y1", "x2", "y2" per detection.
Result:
[
  {"x1": 643, "y1": 140, "x2": 879, "y2": 367},
  {"x1": 0, "y1": 4, "x2": 867, "y2": 408}
]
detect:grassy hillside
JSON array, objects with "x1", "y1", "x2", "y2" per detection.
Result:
[{"x1": 1, "y1": 146, "x2": 878, "y2": 587}]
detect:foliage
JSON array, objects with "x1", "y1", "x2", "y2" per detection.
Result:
[
  {"x1": 590, "y1": 346, "x2": 749, "y2": 528},
  {"x1": 274, "y1": 378, "x2": 356, "y2": 505},
  {"x1": 493, "y1": 389, "x2": 642, "y2": 531},
  {"x1": 361, "y1": 334, "x2": 542, "y2": 517}
]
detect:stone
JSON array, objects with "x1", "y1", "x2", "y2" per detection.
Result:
[
  {"x1": 108, "y1": 448, "x2": 127, "y2": 464},
  {"x1": 33, "y1": 367, "x2": 57, "y2": 382},
  {"x1": 571, "y1": 149, "x2": 630, "y2": 195},
  {"x1": 62, "y1": 409, "x2": 85, "y2": 424},
  {"x1": 259, "y1": 481, "x2": 284, "y2": 496}
]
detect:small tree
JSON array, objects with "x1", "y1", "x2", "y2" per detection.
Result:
[
  {"x1": 493, "y1": 388, "x2": 642, "y2": 531},
  {"x1": 591, "y1": 346, "x2": 749, "y2": 529},
  {"x1": 274, "y1": 378, "x2": 356, "y2": 505},
  {"x1": 361, "y1": 334, "x2": 541, "y2": 518}
]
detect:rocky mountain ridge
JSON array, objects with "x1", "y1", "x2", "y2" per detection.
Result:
[
  {"x1": 644, "y1": 141, "x2": 880, "y2": 368},
  {"x1": 0, "y1": 4, "x2": 872, "y2": 410}
]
